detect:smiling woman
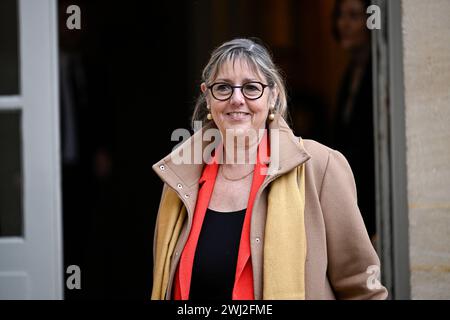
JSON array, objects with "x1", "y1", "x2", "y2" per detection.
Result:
[
  {"x1": 151, "y1": 38, "x2": 388, "y2": 300},
  {"x1": 200, "y1": 58, "x2": 277, "y2": 148}
]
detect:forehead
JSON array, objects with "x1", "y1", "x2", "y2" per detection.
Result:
[
  {"x1": 214, "y1": 57, "x2": 266, "y2": 82},
  {"x1": 341, "y1": 0, "x2": 365, "y2": 11}
]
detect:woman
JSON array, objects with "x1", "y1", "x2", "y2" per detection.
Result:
[
  {"x1": 151, "y1": 38, "x2": 387, "y2": 300},
  {"x1": 332, "y1": 0, "x2": 377, "y2": 242}
]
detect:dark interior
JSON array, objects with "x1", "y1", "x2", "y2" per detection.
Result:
[{"x1": 58, "y1": 0, "x2": 374, "y2": 299}]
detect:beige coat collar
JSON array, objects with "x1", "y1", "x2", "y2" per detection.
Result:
[{"x1": 153, "y1": 114, "x2": 311, "y2": 191}]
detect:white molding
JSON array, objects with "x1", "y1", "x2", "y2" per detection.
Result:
[
  {"x1": 372, "y1": 0, "x2": 410, "y2": 300},
  {"x1": 0, "y1": 0, "x2": 63, "y2": 299},
  {"x1": 0, "y1": 96, "x2": 22, "y2": 109}
]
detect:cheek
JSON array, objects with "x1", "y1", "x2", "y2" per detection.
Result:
[
  {"x1": 210, "y1": 103, "x2": 227, "y2": 124},
  {"x1": 210, "y1": 102, "x2": 225, "y2": 113},
  {"x1": 348, "y1": 20, "x2": 360, "y2": 34},
  {"x1": 337, "y1": 18, "x2": 347, "y2": 31},
  {"x1": 250, "y1": 102, "x2": 270, "y2": 119}
]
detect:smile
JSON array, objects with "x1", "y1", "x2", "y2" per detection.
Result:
[
  {"x1": 225, "y1": 112, "x2": 251, "y2": 121},
  {"x1": 226, "y1": 112, "x2": 251, "y2": 116}
]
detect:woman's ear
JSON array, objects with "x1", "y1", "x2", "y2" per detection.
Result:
[
  {"x1": 200, "y1": 82, "x2": 207, "y2": 94},
  {"x1": 201, "y1": 82, "x2": 211, "y2": 106}
]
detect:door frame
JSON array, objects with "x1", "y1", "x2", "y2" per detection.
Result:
[
  {"x1": 372, "y1": 0, "x2": 410, "y2": 299},
  {"x1": 0, "y1": 0, "x2": 62, "y2": 299}
]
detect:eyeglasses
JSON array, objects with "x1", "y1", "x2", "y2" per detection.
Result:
[{"x1": 207, "y1": 81, "x2": 270, "y2": 101}]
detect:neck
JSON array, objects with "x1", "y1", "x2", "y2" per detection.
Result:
[{"x1": 221, "y1": 129, "x2": 264, "y2": 165}]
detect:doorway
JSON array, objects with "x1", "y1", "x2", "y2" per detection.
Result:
[{"x1": 57, "y1": 0, "x2": 409, "y2": 299}]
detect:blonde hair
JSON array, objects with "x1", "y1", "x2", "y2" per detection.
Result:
[{"x1": 191, "y1": 38, "x2": 288, "y2": 130}]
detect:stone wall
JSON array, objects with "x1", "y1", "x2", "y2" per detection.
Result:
[{"x1": 402, "y1": 0, "x2": 450, "y2": 299}]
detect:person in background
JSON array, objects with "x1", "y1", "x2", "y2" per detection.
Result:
[{"x1": 331, "y1": 0, "x2": 377, "y2": 245}]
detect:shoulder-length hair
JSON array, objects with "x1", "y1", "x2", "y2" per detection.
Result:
[{"x1": 191, "y1": 38, "x2": 288, "y2": 130}]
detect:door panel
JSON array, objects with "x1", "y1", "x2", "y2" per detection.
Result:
[{"x1": 0, "y1": 0, "x2": 62, "y2": 299}]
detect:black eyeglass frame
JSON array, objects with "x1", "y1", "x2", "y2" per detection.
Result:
[{"x1": 207, "y1": 81, "x2": 272, "y2": 101}]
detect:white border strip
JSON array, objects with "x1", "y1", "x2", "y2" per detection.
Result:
[{"x1": 0, "y1": 96, "x2": 22, "y2": 110}]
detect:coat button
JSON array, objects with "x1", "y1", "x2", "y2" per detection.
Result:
[
  {"x1": 177, "y1": 183, "x2": 183, "y2": 189},
  {"x1": 159, "y1": 164, "x2": 166, "y2": 171}
]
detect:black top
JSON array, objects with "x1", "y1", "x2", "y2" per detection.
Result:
[{"x1": 189, "y1": 208, "x2": 246, "y2": 301}]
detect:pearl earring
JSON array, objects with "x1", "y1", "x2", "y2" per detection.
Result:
[
  {"x1": 268, "y1": 104, "x2": 275, "y2": 121},
  {"x1": 206, "y1": 105, "x2": 212, "y2": 121}
]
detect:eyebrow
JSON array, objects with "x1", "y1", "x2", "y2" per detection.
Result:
[{"x1": 215, "y1": 78, "x2": 260, "y2": 83}]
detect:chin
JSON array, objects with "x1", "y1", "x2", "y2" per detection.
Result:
[
  {"x1": 224, "y1": 125, "x2": 263, "y2": 142},
  {"x1": 224, "y1": 124, "x2": 250, "y2": 135}
]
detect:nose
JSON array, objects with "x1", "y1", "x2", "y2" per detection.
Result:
[{"x1": 229, "y1": 87, "x2": 245, "y2": 105}]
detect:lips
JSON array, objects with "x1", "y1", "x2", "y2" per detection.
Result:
[{"x1": 225, "y1": 111, "x2": 251, "y2": 121}]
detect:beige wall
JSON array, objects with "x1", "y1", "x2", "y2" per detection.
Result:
[{"x1": 402, "y1": 0, "x2": 450, "y2": 299}]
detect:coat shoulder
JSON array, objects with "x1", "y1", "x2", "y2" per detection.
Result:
[
  {"x1": 302, "y1": 139, "x2": 334, "y2": 172},
  {"x1": 301, "y1": 139, "x2": 348, "y2": 193},
  {"x1": 301, "y1": 138, "x2": 356, "y2": 197}
]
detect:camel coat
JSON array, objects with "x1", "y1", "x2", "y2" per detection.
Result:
[{"x1": 152, "y1": 114, "x2": 388, "y2": 300}]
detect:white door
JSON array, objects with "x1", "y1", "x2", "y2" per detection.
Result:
[{"x1": 0, "y1": 0, "x2": 63, "y2": 299}]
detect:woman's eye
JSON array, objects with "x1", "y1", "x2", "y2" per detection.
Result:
[
  {"x1": 216, "y1": 84, "x2": 230, "y2": 92},
  {"x1": 245, "y1": 84, "x2": 260, "y2": 92}
]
